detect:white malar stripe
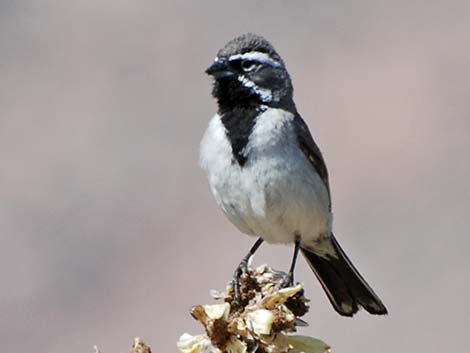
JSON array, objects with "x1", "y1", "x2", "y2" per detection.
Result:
[
  {"x1": 229, "y1": 51, "x2": 282, "y2": 68},
  {"x1": 238, "y1": 75, "x2": 273, "y2": 102}
]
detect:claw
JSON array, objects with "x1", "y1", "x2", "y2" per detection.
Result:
[{"x1": 230, "y1": 238, "x2": 264, "y2": 307}]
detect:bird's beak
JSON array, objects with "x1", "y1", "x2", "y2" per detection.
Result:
[{"x1": 206, "y1": 59, "x2": 234, "y2": 78}]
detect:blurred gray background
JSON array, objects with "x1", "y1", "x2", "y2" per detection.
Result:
[{"x1": 1, "y1": 1, "x2": 469, "y2": 352}]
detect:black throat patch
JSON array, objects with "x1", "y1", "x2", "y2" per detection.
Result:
[{"x1": 220, "y1": 105, "x2": 264, "y2": 166}]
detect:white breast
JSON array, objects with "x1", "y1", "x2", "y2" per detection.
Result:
[{"x1": 200, "y1": 108, "x2": 332, "y2": 246}]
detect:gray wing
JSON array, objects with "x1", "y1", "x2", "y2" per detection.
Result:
[{"x1": 293, "y1": 113, "x2": 331, "y2": 210}]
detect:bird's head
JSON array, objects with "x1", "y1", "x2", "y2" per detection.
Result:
[{"x1": 206, "y1": 33, "x2": 294, "y2": 111}]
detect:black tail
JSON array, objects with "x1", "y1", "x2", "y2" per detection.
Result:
[{"x1": 301, "y1": 234, "x2": 388, "y2": 317}]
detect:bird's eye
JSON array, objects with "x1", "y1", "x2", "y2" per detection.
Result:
[{"x1": 241, "y1": 60, "x2": 257, "y2": 72}]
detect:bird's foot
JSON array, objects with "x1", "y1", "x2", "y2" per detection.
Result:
[
  {"x1": 279, "y1": 272, "x2": 294, "y2": 288},
  {"x1": 231, "y1": 259, "x2": 249, "y2": 305}
]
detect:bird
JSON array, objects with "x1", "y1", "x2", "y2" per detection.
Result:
[{"x1": 199, "y1": 33, "x2": 387, "y2": 317}]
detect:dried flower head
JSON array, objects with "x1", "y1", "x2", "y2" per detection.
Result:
[{"x1": 177, "y1": 265, "x2": 330, "y2": 353}]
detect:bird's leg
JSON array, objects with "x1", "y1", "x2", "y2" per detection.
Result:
[
  {"x1": 281, "y1": 238, "x2": 301, "y2": 288},
  {"x1": 232, "y1": 237, "x2": 264, "y2": 304}
]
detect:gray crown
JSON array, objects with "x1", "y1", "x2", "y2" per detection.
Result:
[{"x1": 216, "y1": 33, "x2": 284, "y2": 65}]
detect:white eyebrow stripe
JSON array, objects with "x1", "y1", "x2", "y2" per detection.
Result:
[{"x1": 229, "y1": 51, "x2": 282, "y2": 68}]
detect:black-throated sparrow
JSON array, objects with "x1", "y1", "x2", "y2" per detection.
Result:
[{"x1": 200, "y1": 33, "x2": 387, "y2": 316}]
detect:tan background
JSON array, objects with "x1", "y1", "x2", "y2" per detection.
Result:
[{"x1": 1, "y1": 1, "x2": 469, "y2": 352}]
